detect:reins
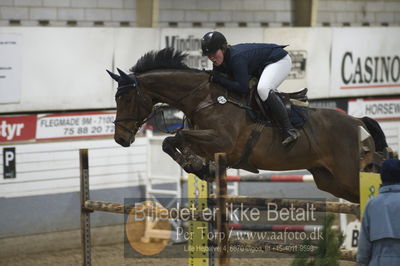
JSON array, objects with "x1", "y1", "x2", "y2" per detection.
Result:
[
  {"x1": 190, "y1": 87, "x2": 252, "y2": 118},
  {"x1": 175, "y1": 79, "x2": 210, "y2": 104}
]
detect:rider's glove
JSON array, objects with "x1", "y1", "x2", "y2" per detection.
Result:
[{"x1": 210, "y1": 71, "x2": 222, "y2": 83}]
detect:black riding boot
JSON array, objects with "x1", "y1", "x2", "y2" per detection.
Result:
[{"x1": 265, "y1": 91, "x2": 299, "y2": 145}]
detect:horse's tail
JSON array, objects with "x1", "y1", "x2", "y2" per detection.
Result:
[{"x1": 360, "y1": 116, "x2": 388, "y2": 152}]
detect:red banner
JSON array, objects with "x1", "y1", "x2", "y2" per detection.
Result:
[{"x1": 0, "y1": 115, "x2": 37, "y2": 143}]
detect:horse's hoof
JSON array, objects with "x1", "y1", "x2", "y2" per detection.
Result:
[
  {"x1": 203, "y1": 175, "x2": 216, "y2": 183},
  {"x1": 192, "y1": 172, "x2": 215, "y2": 182},
  {"x1": 191, "y1": 163, "x2": 215, "y2": 182}
]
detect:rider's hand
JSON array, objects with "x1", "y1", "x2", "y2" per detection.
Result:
[{"x1": 210, "y1": 71, "x2": 222, "y2": 83}]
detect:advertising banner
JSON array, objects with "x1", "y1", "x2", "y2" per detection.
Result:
[
  {"x1": 36, "y1": 111, "x2": 115, "y2": 141},
  {"x1": 160, "y1": 28, "x2": 263, "y2": 70},
  {"x1": 0, "y1": 115, "x2": 36, "y2": 143},
  {"x1": 160, "y1": 28, "x2": 213, "y2": 69},
  {"x1": 331, "y1": 28, "x2": 400, "y2": 97},
  {"x1": 348, "y1": 97, "x2": 400, "y2": 121},
  {"x1": 359, "y1": 172, "x2": 381, "y2": 217},
  {"x1": 0, "y1": 34, "x2": 22, "y2": 103}
]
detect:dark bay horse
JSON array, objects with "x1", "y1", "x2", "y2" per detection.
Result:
[{"x1": 108, "y1": 48, "x2": 389, "y2": 203}]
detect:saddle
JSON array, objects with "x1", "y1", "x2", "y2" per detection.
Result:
[{"x1": 247, "y1": 78, "x2": 309, "y2": 128}]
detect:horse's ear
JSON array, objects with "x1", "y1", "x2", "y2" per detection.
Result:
[
  {"x1": 106, "y1": 69, "x2": 120, "y2": 82},
  {"x1": 117, "y1": 68, "x2": 134, "y2": 81}
]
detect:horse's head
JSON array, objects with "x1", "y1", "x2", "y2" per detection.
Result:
[{"x1": 107, "y1": 68, "x2": 153, "y2": 147}]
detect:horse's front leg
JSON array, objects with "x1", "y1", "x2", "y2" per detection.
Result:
[
  {"x1": 163, "y1": 128, "x2": 235, "y2": 182},
  {"x1": 162, "y1": 128, "x2": 232, "y2": 181},
  {"x1": 180, "y1": 145, "x2": 216, "y2": 182},
  {"x1": 162, "y1": 131, "x2": 217, "y2": 182}
]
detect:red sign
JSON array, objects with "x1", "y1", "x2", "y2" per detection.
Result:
[{"x1": 0, "y1": 115, "x2": 37, "y2": 143}]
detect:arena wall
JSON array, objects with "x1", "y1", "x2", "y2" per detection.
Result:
[
  {"x1": 1, "y1": 0, "x2": 400, "y2": 27},
  {"x1": 1, "y1": 26, "x2": 399, "y2": 113}
]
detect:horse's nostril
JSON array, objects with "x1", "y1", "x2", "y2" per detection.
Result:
[{"x1": 115, "y1": 137, "x2": 128, "y2": 147}]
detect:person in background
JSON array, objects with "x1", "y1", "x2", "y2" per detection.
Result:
[
  {"x1": 201, "y1": 31, "x2": 299, "y2": 146},
  {"x1": 357, "y1": 158, "x2": 400, "y2": 266}
]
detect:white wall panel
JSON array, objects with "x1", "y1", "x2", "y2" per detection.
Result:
[
  {"x1": 381, "y1": 122, "x2": 400, "y2": 154},
  {"x1": 0, "y1": 27, "x2": 159, "y2": 113},
  {"x1": 0, "y1": 137, "x2": 151, "y2": 198},
  {"x1": 218, "y1": 27, "x2": 264, "y2": 45},
  {"x1": 113, "y1": 28, "x2": 160, "y2": 72},
  {"x1": 0, "y1": 134, "x2": 184, "y2": 198},
  {"x1": 147, "y1": 136, "x2": 181, "y2": 179}
]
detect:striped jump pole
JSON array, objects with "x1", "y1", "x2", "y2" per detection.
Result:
[
  {"x1": 226, "y1": 172, "x2": 348, "y2": 234},
  {"x1": 83, "y1": 200, "x2": 208, "y2": 220},
  {"x1": 212, "y1": 195, "x2": 360, "y2": 216},
  {"x1": 226, "y1": 174, "x2": 314, "y2": 183},
  {"x1": 228, "y1": 223, "x2": 324, "y2": 233},
  {"x1": 215, "y1": 153, "x2": 230, "y2": 266}
]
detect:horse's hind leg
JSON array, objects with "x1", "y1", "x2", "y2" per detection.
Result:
[
  {"x1": 308, "y1": 167, "x2": 340, "y2": 197},
  {"x1": 308, "y1": 167, "x2": 359, "y2": 203},
  {"x1": 326, "y1": 129, "x2": 364, "y2": 203},
  {"x1": 310, "y1": 115, "x2": 362, "y2": 203},
  {"x1": 330, "y1": 164, "x2": 360, "y2": 203}
]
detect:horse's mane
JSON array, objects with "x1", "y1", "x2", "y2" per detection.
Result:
[{"x1": 130, "y1": 48, "x2": 193, "y2": 74}]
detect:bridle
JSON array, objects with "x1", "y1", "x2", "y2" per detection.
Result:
[
  {"x1": 113, "y1": 76, "x2": 210, "y2": 136},
  {"x1": 113, "y1": 80, "x2": 154, "y2": 135}
]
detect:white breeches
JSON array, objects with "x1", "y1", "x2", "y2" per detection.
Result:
[{"x1": 257, "y1": 54, "x2": 292, "y2": 101}]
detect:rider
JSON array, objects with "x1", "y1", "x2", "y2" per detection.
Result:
[{"x1": 201, "y1": 31, "x2": 299, "y2": 146}]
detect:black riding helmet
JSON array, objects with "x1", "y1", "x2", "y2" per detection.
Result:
[{"x1": 201, "y1": 31, "x2": 227, "y2": 56}]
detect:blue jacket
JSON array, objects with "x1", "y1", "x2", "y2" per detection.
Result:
[
  {"x1": 357, "y1": 184, "x2": 400, "y2": 266},
  {"x1": 213, "y1": 43, "x2": 288, "y2": 94}
]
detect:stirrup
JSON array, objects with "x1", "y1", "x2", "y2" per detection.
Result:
[{"x1": 282, "y1": 129, "x2": 299, "y2": 146}]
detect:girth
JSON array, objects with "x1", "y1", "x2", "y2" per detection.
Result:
[{"x1": 231, "y1": 122, "x2": 265, "y2": 172}]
